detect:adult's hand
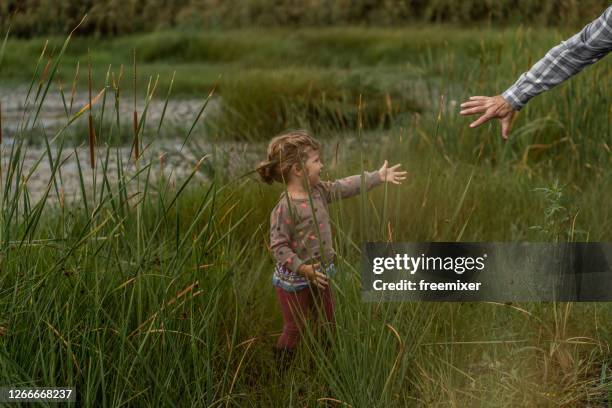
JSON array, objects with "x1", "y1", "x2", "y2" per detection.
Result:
[{"x1": 460, "y1": 95, "x2": 516, "y2": 139}]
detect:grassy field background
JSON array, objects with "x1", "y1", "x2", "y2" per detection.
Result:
[
  {"x1": 2, "y1": 0, "x2": 610, "y2": 36},
  {"x1": 0, "y1": 21, "x2": 611, "y2": 407}
]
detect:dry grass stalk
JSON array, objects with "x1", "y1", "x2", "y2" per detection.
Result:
[{"x1": 128, "y1": 281, "x2": 200, "y2": 338}]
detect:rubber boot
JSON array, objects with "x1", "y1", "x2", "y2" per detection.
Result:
[{"x1": 273, "y1": 346, "x2": 295, "y2": 374}]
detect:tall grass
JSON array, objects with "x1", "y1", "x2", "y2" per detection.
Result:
[{"x1": 0, "y1": 22, "x2": 610, "y2": 408}]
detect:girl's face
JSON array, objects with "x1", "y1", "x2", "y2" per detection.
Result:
[{"x1": 301, "y1": 148, "x2": 323, "y2": 185}]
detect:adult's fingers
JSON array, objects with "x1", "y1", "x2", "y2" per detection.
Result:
[
  {"x1": 469, "y1": 96, "x2": 488, "y2": 101},
  {"x1": 501, "y1": 116, "x2": 512, "y2": 140},
  {"x1": 469, "y1": 113, "x2": 493, "y2": 128},
  {"x1": 460, "y1": 100, "x2": 486, "y2": 108},
  {"x1": 389, "y1": 163, "x2": 402, "y2": 170},
  {"x1": 460, "y1": 105, "x2": 488, "y2": 115}
]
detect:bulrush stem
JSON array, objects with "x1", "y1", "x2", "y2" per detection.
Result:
[
  {"x1": 69, "y1": 61, "x2": 79, "y2": 116},
  {"x1": 112, "y1": 64, "x2": 124, "y2": 137},
  {"x1": 132, "y1": 49, "x2": 139, "y2": 162},
  {"x1": 87, "y1": 50, "x2": 95, "y2": 169},
  {"x1": 133, "y1": 111, "x2": 138, "y2": 160},
  {"x1": 0, "y1": 99, "x2": 2, "y2": 210},
  {"x1": 39, "y1": 58, "x2": 52, "y2": 86}
]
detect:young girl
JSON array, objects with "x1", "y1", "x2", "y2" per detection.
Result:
[{"x1": 257, "y1": 130, "x2": 406, "y2": 368}]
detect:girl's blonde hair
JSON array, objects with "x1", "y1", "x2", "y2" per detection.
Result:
[{"x1": 257, "y1": 129, "x2": 321, "y2": 185}]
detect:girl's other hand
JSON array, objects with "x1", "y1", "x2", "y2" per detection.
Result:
[
  {"x1": 378, "y1": 160, "x2": 408, "y2": 185},
  {"x1": 299, "y1": 263, "x2": 328, "y2": 289}
]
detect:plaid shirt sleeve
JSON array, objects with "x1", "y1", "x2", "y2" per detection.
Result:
[{"x1": 502, "y1": 6, "x2": 612, "y2": 110}]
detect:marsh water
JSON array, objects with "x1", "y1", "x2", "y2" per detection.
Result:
[{"x1": 0, "y1": 86, "x2": 246, "y2": 203}]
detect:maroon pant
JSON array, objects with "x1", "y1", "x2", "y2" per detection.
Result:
[{"x1": 275, "y1": 285, "x2": 335, "y2": 349}]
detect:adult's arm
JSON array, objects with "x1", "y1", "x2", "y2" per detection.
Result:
[
  {"x1": 460, "y1": 6, "x2": 612, "y2": 138},
  {"x1": 503, "y1": 6, "x2": 612, "y2": 110}
]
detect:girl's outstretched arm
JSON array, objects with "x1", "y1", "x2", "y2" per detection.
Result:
[
  {"x1": 318, "y1": 161, "x2": 406, "y2": 202},
  {"x1": 318, "y1": 171, "x2": 381, "y2": 202}
]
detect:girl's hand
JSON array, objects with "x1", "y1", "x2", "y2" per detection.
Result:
[
  {"x1": 299, "y1": 263, "x2": 328, "y2": 289},
  {"x1": 378, "y1": 160, "x2": 407, "y2": 185}
]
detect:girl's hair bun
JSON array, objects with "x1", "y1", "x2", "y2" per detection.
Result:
[
  {"x1": 256, "y1": 129, "x2": 320, "y2": 185},
  {"x1": 256, "y1": 160, "x2": 276, "y2": 185}
]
